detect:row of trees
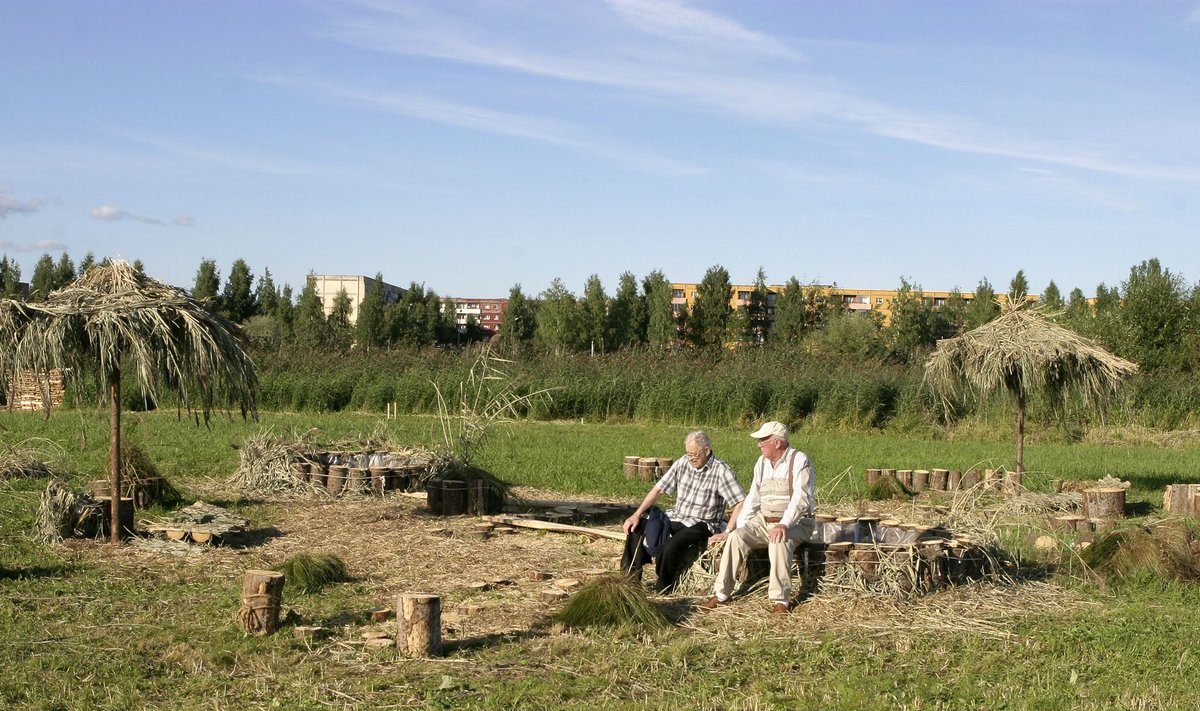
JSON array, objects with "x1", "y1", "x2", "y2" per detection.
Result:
[{"x1": 5, "y1": 251, "x2": 1198, "y2": 373}]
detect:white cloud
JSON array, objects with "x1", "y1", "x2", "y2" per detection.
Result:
[
  {"x1": 0, "y1": 239, "x2": 68, "y2": 252},
  {"x1": 90, "y1": 205, "x2": 193, "y2": 226},
  {"x1": 325, "y1": 0, "x2": 1200, "y2": 183},
  {"x1": 261, "y1": 76, "x2": 709, "y2": 177},
  {"x1": 605, "y1": 0, "x2": 803, "y2": 60},
  {"x1": 0, "y1": 191, "x2": 43, "y2": 219}
]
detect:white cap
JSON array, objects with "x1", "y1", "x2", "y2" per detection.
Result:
[{"x1": 750, "y1": 421, "x2": 788, "y2": 439}]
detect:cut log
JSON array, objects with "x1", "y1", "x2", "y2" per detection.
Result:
[
  {"x1": 637, "y1": 457, "x2": 658, "y2": 482},
  {"x1": 1163, "y1": 484, "x2": 1200, "y2": 516},
  {"x1": 541, "y1": 588, "x2": 570, "y2": 604},
  {"x1": 165, "y1": 528, "x2": 188, "y2": 541},
  {"x1": 239, "y1": 570, "x2": 285, "y2": 636},
  {"x1": 897, "y1": 470, "x2": 913, "y2": 487},
  {"x1": 930, "y1": 469, "x2": 949, "y2": 491},
  {"x1": 865, "y1": 468, "x2": 880, "y2": 486},
  {"x1": 528, "y1": 570, "x2": 554, "y2": 581},
  {"x1": 396, "y1": 593, "x2": 442, "y2": 657},
  {"x1": 1082, "y1": 488, "x2": 1125, "y2": 520},
  {"x1": 947, "y1": 470, "x2": 961, "y2": 490},
  {"x1": 623, "y1": 456, "x2": 640, "y2": 480},
  {"x1": 190, "y1": 530, "x2": 215, "y2": 545},
  {"x1": 911, "y1": 470, "x2": 929, "y2": 491}
]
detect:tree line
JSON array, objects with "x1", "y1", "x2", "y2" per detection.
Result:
[{"x1": 4, "y1": 251, "x2": 1198, "y2": 374}]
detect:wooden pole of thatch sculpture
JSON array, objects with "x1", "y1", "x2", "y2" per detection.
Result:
[
  {"x1": 396, "y1": 594, "x2": 442, "y2": 657},
  {"x1": 239, "y1": 570, "x2": 285, "y2": 635},
  {"x1": 108, "y1": 374, "x2": 123, "y2": 542}
]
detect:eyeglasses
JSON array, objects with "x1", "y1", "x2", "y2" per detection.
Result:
[
  {"x1": 756, "y1": 438, "x2": 776, "y2": 448},
  {"x1": 685, "y1": 448, "x2": 710, "y2": 461}
]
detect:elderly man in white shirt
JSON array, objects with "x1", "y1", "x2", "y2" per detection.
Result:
[{"x1": 700, "y1": 420, "x2": 816, "y2": 614}]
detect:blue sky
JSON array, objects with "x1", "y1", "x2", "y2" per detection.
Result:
[{"x1": 2, "y1": 1, "x2": 1198, "y2": 299}]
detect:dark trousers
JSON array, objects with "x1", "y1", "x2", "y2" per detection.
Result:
[{"x1": 621, "y1": 520, "x2": 710, "y2": 594}]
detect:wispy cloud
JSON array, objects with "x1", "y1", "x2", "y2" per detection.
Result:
[
  {"x1": 0, "y1": 239, "x2": 67, "y2": 252},
  {"x1": 259, "y1": 75, "x2": 708, "y2": 177},
  {"x1": 324, "y1": 0, "x2": 1199, "y2": 183},
  {"x1": 100, "y1": 126, "x2": 325, "y2": 177},
  {"x1": 0, "y1": 191, "x2": 44, "y2": 219},
  {"x1": 90, "y1": 205, "x2": 194, "y2": 226},
  {"x1": 1186, "y1": 6, "x2": 1200, "y2": 25},
  {"x1": 605, "y1": 0, "x2": 803, "y2": 60}
]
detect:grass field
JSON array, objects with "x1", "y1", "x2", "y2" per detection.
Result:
[{"x1": 3, "y1": 409, "x2": 1200, "y2": 709}]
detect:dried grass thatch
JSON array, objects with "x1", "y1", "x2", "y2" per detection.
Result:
[
  {"x1": 867, "y1": 475, "x2": 914, "y2": 501},
  {"x1": 0, "y1": 438, "x2": 58, "y2": 480},
  {"x1": 0, "y1": 259, "x2": 257, "y2": 541},
  {"x1": 1081, "y1": 520, "x2": 1200, "y2": 584},
  {"x1": 556, "y1": 574, "x2": 670, "y2": 631},
  {"x1": 925, "y1": 303, "x2": 1137, "y2": 472},
  {"x1": 33, "y1": 479, "x2": 78, "y2": 544}
]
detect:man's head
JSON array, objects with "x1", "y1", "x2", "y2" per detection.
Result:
[
  {"x1": 684, "y1": 430, "x2": 713, "y2": 468},
  {"x1": 751, "y1": 421, "x2": 789, "y2": 458}
]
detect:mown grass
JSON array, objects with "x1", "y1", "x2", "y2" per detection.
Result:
[{"x1": 3, "y1": 409, "x2": 1200, "y2": 709}]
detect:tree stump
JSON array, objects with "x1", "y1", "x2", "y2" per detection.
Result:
[
  {"x1": 947, "y1": 470, "x2": 961, "y2": 490},
  {"x1": 623, "y1": 456, "x2": 640, "y2": 479},
  {"x1": 911, "y1": 470, "x2": 929, "y2": 491},
  {"x1": 239, "y1": 569, "x2": 285, "y2": 635},
  {"x1": 396, "y1": 593, "x2": 442, "y2": 657},
  {"x1": 347, "y1": 467, "x2": 369, "y2": 495},
  {"x1": 1163, "y1": 484, "x2": 1200, "y2": 516},
  {"x1": 656, "y1": 457, "x2": 674, "y2": 474},
  {"x1": 960, "y1": 469, "x2": 980, "y2": 489},
  {"x1": 637, "y1": 457, "x2": 658, "y2": 482},
  {"x1": 1082, "y1": 488, "x2": 1125, "y2": 520},
  {"x1": 930, "y1": 469, "x2": 949, "y2": 491},
  {"x1": 369, "y1": 467, "x2": 389, "y2": 496},
  {"x1": 1002, "y1": 471, "x2": 1023, "y2": 494},
  {"x1": 897, "y1": 470, "x2": 913, "y2": 487},
  {"x1": 865, "y1": 468, "x2": 881, "y2": 486},
  {"x1": 326, "y1": 465, "x2": 348, "y2": 496}
]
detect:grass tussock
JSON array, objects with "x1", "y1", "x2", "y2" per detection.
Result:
[
  {"x1": 274, "y1": 552, "x2": 350, "y2": 593},
  {"x1": 555, "y1": 574, "x2": 670, "y2": 631},
  {"x1": 1081, "y1": 521, "x2": 1200, "y2": 584},
  {"x1": 867, "y1": 475, "x2": 914, "y2": 501}
]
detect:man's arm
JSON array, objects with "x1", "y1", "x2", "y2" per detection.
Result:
[
  {"x1": 707, "y1": 500, "x2": 744, "y2": 545},
  {"x1": 623, "y1": 486, "x2": 663, "y2": 535}
]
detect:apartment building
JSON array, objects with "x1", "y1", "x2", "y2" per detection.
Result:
[
  {"x1": 670, "y1": 282, "x2": 1035, "y2": 325},
  {"x1": 449, "y1": 297, "x2": 508, "y2": 337},
  {"x1": 311, "y1": 274, "x2": 405, "y2": 324}
]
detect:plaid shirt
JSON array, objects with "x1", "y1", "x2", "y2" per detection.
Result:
[{"x1": 656, "y1": 453, "x2": 746, "y2": 533}]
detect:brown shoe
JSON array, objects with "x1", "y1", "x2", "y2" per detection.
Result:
[
  {"x1": 770, "y1": 603, "x2": 789, "y2": 614},
  {"x1": 699, "y1": 596, "x2": 727, "y2": 610}
]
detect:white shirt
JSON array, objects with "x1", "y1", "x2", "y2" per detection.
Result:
[{"x1": 736, "y1": 446, "x2": 815, "y2": 529}]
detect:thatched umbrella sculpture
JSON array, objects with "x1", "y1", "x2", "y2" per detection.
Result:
[
  {"x1": 0, "y1": 260, "x2": 257, "y2": 542},
  {"x1": 924, "y1": 303, "x2": 1137, "y2": 473}
]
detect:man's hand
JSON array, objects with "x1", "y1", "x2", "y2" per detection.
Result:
[
  {"x1": 707, "y1": 531, "x2": 729, "y2": 546},
  {"x1": 768, "y1": 523, "x2": 788, "y2": 543},
  {"x1": 622, "y1": 513, "x2": 641, "y2": 535}
]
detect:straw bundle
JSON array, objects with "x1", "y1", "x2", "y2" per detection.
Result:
[{"x1": 556, "y1": 574, "x2": 670, "y2": 631}]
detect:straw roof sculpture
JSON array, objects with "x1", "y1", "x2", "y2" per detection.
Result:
[
  {"x1": 0, "y1": 259, "x2": 257, "y2": 542},
  {"x1": 924, "y1": 303, "x2": 1137, "y2": 473}
]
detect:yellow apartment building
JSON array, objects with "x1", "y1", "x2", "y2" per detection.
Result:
[{"x1": 670, "y1": 282, "x2": 1035, "y2": 325}]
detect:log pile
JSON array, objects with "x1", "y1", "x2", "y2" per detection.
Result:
[
  {"x1": 1163, "y1": 484, "x2": 1200, "y2": 516},
  {"x1": 143, "y1": 501, "x2": 250, "y2": 545},
  {"x1": 5, "y1": 368, "x2": 67, "y2": 412},
  {"x1": 623, "y1": 455, "x2": 677, "y2": 481}
]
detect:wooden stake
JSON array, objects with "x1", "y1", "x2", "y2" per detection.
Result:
[{"x1": 396, "y1": 593, "x2": 442, "y2": 658}]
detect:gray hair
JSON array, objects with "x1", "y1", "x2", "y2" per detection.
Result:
[{"x1": 684, "y1": 430, "x2": 712, "y2": 449}]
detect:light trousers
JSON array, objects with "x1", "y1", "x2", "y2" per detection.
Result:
[{"x1": 713, "y1": 514, "x2": 813, "y2": 604}]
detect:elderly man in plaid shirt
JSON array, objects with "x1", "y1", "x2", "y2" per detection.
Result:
[{"x1": 621, "y1": 430, "x2": 745, "y2": 594}]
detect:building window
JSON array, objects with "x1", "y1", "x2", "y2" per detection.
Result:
[{"x1": 671, "y1": 289, "x2": 684, "y2": 298}]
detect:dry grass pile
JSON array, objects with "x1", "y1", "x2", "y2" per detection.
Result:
[
  {"x1": 556, "y1": 574, "x2": 670, "y2": 631},
  {"x1": 1081, "y1": 520, "x2": 1200, "y2": 584},
  {"x1": 275, "y1": 552, "x2": 351, "y2": 593},
  {"x1": 0, "y1": 438, "x2": 58, "y2": 480},
  {"x1": 33, "y1": 479, "x2": 78, "y2": 544}
]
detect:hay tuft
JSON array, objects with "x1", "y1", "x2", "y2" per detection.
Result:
[
  {"x1": 555, "y1": 574, "x2": 670, "y2": 631},
  {"x1": 275, "y1": 552, "x2": 350, "y2": 593},
  {"x1": 867, "y1": 476, "x2": 914, "y2": 501},
  {"x1": 1081, "y1": 521, "x2": 1200, "y2": 584}
]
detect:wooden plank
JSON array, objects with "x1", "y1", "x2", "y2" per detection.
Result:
[{"x1": 480, "y1": 515, "x2": 625, "y2": 541}]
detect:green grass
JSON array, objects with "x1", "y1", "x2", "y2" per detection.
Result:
[{"x1": 3, "y1": 409, "x2": 1200, "y2": 709}]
